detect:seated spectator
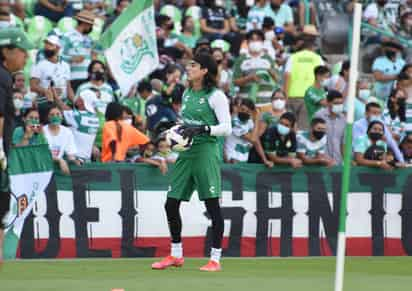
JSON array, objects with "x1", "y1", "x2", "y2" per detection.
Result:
[
  {"x1": 263, "y1": 112, "x2": 302, "y2": 168},
  {"x1": 34, "y1": 0, "x2": 74, "y2": 23},
  {"x1": 61, "y1": 10, "x2": 96, "y2": 92},
  {"x1": 132, "y1": 142, "x2": 168, "y2": 175},
  {"x1": 297, "y1": 117, "x2": 335, "y2": 167},
  {"x1": 400, "y1": 0, "x2": 412, "y2": 18},
  {"x1": 352, "y1": 101, "x2": 405, "y2": 163},
  {"x1": 257, "y1": 89, "x2": 288, "y2": 137},
  {"x1": 399, "y1": 133, "x2": 412, "y2": 164},
  {"x1": 397, "y1": 70, "x2": 412, "y2": 134},
  {"x1": 384, "y1": 86, "x2": 406, "y2": 142},
  {"x1": 30, "y1": 36, "x2": 74, "y2": 111},
  {"x1": 104, "y1": 0, "x2": 130, "y2": 31},
  {"x1": 0, "y1": 1, "x2": 23, "y2": 30},
  {"x1": 178, "y1": 16, "x2": 199, "y2": 49},
  {"x1": 153, "y1": 137, "x2": 178, "y2": 164},
  {"x1": 363, "y1": 0, "x2": 396, "y2": 38},
  {"x1": 354, "y1": 120, "x2": 393, "y2": 170},
  {"x1": 372, "y1": 41, "x2": 405, "y2": 103},
  {"x1": 12, "y1": 71, "x2": 33, "y2": 109},
  {"x1": 233, "y1": 29, "x2": 278, "y2": 105},
  {"x1": 230, "y1": 0, "x2": 249, "y2": 35},
  {"x1": 146, "y1": 90, "x2": 181, "y2": 139},
  {"x1": 102, "y1": 102, "x2": 150, "y2": 162},
  {"x1": 84, "y1": 0, "x2": 107, "y2": 18},
  {"x1": 43, "y1": 105, "x2": 81, "y2": 175},
  {"x1": 121, "y1": 81, "x2": 154, "y2": 131},
  {"x1": 76, "y1": 60, "x2": 115, "y2": 115},
  {"x1": 12, "y1": 108, "x2": 48, "y2": 147},
  {"x1": 265, "y1": 0, "x2": 295, "y2": 35},
  {"x1": 12, "y1": 89, "x2": 24, "y2": 127},
  {"x1": 354, "y1": 79, "x2": 372, "y2": 121},
  {"x1": 304, "y1": 65, "x2": 330, "y2": 122},
  {"x1": 246, "y1": 0, "x2": 267, "y2": 31},
  {"x1": 398, "y1": 9, "x2": 412, "y2": 41},
  {"x1": 225, "y1": 98, "x2": 257, "y2": 163},
  {"x1": 315, "y1": 90, "x2": 346, "y2": 165},
  {"x1": 212, "y1": 47, "x2": 232, "y2": 94}
]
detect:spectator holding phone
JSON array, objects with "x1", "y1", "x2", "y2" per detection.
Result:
[{"x1": 12, "y1": 108, "x2": 48, "y2": 147}]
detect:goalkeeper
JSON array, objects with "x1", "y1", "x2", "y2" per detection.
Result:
[{"x1": 152, "y1": 53, "x2": 232, "y2": 272}]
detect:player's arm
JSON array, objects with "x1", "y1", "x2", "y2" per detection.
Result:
[{"x1": 0, "y1": 83, "x2": 7, "y2": 170}]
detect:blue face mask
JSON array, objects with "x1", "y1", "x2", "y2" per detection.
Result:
[
  {"x1": 369, "y1": 115, "x2": 382, "y2": 123},
  {"x1": 277, "y1": 123, "x2": 290, "y2": 136}
]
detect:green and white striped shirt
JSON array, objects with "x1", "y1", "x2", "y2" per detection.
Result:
[{"x1": 76, "y1": 82, "x2": 115, "y2": 114}]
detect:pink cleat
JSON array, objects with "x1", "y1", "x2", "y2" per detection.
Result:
[
  {"x1": 151, "y1": 256, "x2": 184, "y2": 270},
  {"x1": 199, "y1": 260, "x2": 221, "y2": 272}
]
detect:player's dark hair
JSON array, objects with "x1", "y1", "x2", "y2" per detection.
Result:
[
  {"x1": 311, "y1": 117, "x2": 326, "y2": 127},
  {"x1": 366, "y1": 102, "x2": 381, "y2": 112},
  {"x1": 193, "y1": 52, "x2": 217, "y2": 92},
  {"x1": 280, "y1": 112, "x2": 296, "y2": 128},
  {"x1": 314, "y1": 65, "x2": 330, "y2": 77},
  {"x1": 327, "y1": 89, "x2": 343, "y2": 102},
  {"x1": 241, "y1": 98, "x2": 255, "y2": 111}
]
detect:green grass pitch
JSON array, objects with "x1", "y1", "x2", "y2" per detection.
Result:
[{"x1": 1, "y1": 257, "x2": 411, "y2": 291}]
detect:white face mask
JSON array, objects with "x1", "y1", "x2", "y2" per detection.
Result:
[
  {"x1": 331, "y1": 104, "x2": 344, "y2": 114},
  {"x1": 246, "y1": 0, "x2": 255, "y2": 6},
  {"x1": 215, "y1": 0, "x2": 224, "y2": 6},
  {"x1": 124, "y1": 118, "x2": 133, "y2": 125},
  {"x1": 272, "y1": 99, "x2": 286, "y2": 110},
  {"x1": 321, "y1": 79, "x2": 329, "y2": 88},
  {"x1": 265, "y1": 31, "x2": 275, "y2": 41},
  {"x1": 249, "y1": 41, "x2": 263, "y2": 53},
  {"x1": 13, "y1": 98, "x2": 24, "y2": 110},
  {"x1": 358, "y1": 89, "x2": 371, "y2": 101}
]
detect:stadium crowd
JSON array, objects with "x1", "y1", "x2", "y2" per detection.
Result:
[{"x1": 2, "y1": 0, "x2": 412, "y2": 174}]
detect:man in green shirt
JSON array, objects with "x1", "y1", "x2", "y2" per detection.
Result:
[
  {"x1": 304, "y1": 65, "x2": 330, "y2": 122},
  {"x1": 122, "y1": 80, "x2": 153, "y2": 130}
]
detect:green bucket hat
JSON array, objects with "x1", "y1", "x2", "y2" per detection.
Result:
[{"x1": 0, "y1": 27, "x2": 35, "y2": 51}]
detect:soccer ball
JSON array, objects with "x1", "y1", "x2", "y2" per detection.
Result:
[{"x1": 165, "y1": 125, "x2": 193, "y2": 152}]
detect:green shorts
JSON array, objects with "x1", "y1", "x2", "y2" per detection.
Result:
[{"x1": 167, "y1": 143, "x2": 221, "y2": 201}]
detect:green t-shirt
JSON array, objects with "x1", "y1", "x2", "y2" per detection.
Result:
[
  {"x1": 12, "y1": 127, "x2": 48, "y2": 146},
  {"x1": 260, "y1": 111, "x2": 280, "y2": 128},
  {"x1": 121, "y1": 96, "x2": 146, "y2": 120},
  {"x1": 177, "y1": 33, "x2": 198, "y2": 49},
  {"x1": 353, "y1": 135, "x2": 387, "y2": 155},
  {"x1": 304, "y1": 86, "x2": 326, "y2": 121}
]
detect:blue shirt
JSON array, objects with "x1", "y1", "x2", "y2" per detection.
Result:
[
  {"x1": 145, "y1": 95, "x2": 178, "y2": 132},
  {"x1": 352, "y1": 117, "x2": 404, "y2": 162},
  {"x1": 372, "y1": 56, "x2": 405, "y2": 102}
]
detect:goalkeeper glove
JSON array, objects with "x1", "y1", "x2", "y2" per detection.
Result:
[{"x1": 181, "y1": 125, "x2": 211, "y2": 139}]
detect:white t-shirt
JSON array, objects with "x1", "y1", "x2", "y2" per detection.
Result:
[
  {"x1": 224, "y1": 116, "x2": 254, "y2": 162},
  {"x1": 43, "y1": 124, "x2": 78, "y2": 159},
  {"x1": 31, "y1": 59, "x2": 71, "y2": 99}
]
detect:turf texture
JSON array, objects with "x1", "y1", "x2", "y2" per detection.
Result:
[{"x1": 1, "y1": 257, "x2": 411, "y2": 291}]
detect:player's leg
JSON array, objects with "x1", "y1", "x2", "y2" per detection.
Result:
[
  {"x1": 152, "y1": 158, "x2": 195, "y2": 270},
  {"x1": 193, "y1": 153, "x2": 223, "y2": 271}
]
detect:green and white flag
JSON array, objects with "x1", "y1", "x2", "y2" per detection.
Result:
[
  {"x1": 3, "y1": 144, "x2": 53, "y2": 259},
  {"x1": 100, "y1": 0, "x2": 159, "y2": 96}
]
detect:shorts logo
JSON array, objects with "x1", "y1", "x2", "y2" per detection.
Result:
[{"x1": 209, "y1": 186, "x2": 215, "y2": 194}]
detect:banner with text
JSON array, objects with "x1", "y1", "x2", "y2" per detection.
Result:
[{"x1": 14, "y1": 163, "x2": 412, "y2": 258}]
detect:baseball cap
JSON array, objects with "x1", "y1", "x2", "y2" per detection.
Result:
[
  {"x1": 45, "y1": 35, "x2": 61, "y2": 47},
  {"x1": 0, "y1": 27, "x2": 34, "y2": 51}
]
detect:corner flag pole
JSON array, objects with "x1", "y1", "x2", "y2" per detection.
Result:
[{"x1": 334, "y1": 3, "x2": 362, "y2": 291}]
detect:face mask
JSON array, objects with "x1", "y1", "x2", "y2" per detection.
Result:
[
  {"x1": 358, "y1": 89, "x2": 370, "y2": 101},
  {"x1": 26, "y1": 118, "x2": 40, "y2": 126},
  {"x1": 215, "y1": 0, "x2": 224, "y2": 6},
  {"x1": 91, "y1": 71, "x2": 105, "y2": 81},
  {"x1": 313, "y1": 130, "x2": 325, "y2": 140},
  {"x1": 84, "y1": 27, "x2": 93, "y2": 35},
  {"x1": 50, "y1": 115, "x2": 62, "y2": 125},
  {"x1": 277, "y1": 123, "x2": 290, "y2": 136},
  {"x1": 321, "y1": 79, "x2": 329, "y2": 88},
  {"x1": 272, "y1": 99, "x2": 286, "y2": 110},
  {"x1": 265, "y1": 30, "x2": 275, "y2": 41},
  {"x1": 369, "y1": 115, "x2": 381, "y2": 123},
  {"x1": 369, "y1": 132, "x2": 383, "y2": 141},
  {"x1": 238, "y1": 112, "x2": 250, "y2": 122},
  {"x1": 331, "y1": 104, "x2": 344, "y2": 114},
  {"x1": 246, "y1": 0, "x2": 254, "y2": 7},
  {"x1": 124, "y1": 118, "x2": 132, "y2": 125},
  {"x1": 385, "y1": 50, "x2": 396, "y2": 59},
  {"x1": 167, "y1": 22, "x2": 174, "y2": 30},
  {"x1": 44, "y1": 49, "x2": 56, "y2": 58},
  {"x1": 13, "y1": 98, "x2": 23, "y2": 110},
  {"x1": 271, "y1": 3, "x2": 281, "y2": 10},
  {"x1": 215, "y1": 59, "x2": 223, "y2": 65},
  {"x1": 249, "y1": 41, "x2": 263, "y2": 53}
]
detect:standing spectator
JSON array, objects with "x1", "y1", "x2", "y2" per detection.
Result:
[
  {"x1": 76, "y1": 60, "x2": 114, "y2": 114},
  {"x1": 257, "y1": 89, "x2": 288, "y2": 137},
  {"x1": 297, "y1": 117, "x2": 335, "y2": 167},
  {"x1": 383, "y1": 85, "x2": 406, "y2": 142},
  {"x1": 61, "y1": 10, "x2": 96, "y2": 92},
  {"x1": 354, "y1": 120, "x2": 393, "y2": 170},
  {"x1": 363, "y1": 0, "x2": 396, "y2": 37},
  {"x1": 314, "y1": 90, "x2": 346, "y2": 165},
  {"x1": 263, "y1": 112, "x2": 302, "y2": 168},
  {"x1": 12, "y1": 108, "x2": 48, "y2": 147},
  {"x1": 283, "y1": 25, "x2": 323, "y2": 130},
  {"x1": 104, "y1": 0, "x2": 130, "y2": 31},
  {"x1": 372, "y1": 41, "x2": 405, "y2": 103},
  {"x1": 102, "y1": 102, "x2": 150, "y2": 162},
  {"x1": 246, "y1": 0, "x2": 267, "y2": 31},
  {"x1": 43, "y1": 105, "x2": 81, "y2": 175},
  {"x1": 304, "y1": 65, "x2": 330, "y2": 122},
  {"x1": 30, "y1": 36, "x2": 74, "y2": 111},
  {"x1": 121, "y1": 80, "x2": 154, "y2": 130},
  {"x1": 230, "y1": 0, "x2": 249, "y2": 35},
  {"x1": 329, "y1": 60, "x2": 350, "y2": 98},
  {"x1": 233, "y1": 29, "x2": 278, "y2": 105},
  {"x1": 34, "y1": 0, "x2": 74, "y2": 22},
  {"x1": 265, "y1": 0, "x2": 296, "y2": 35},
  {"x1": 352, "y1": 101, "x2": 405, "y2": 163},
  {"x1": 224, "y1": 98, "x2": 257, "y2": 163}
]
